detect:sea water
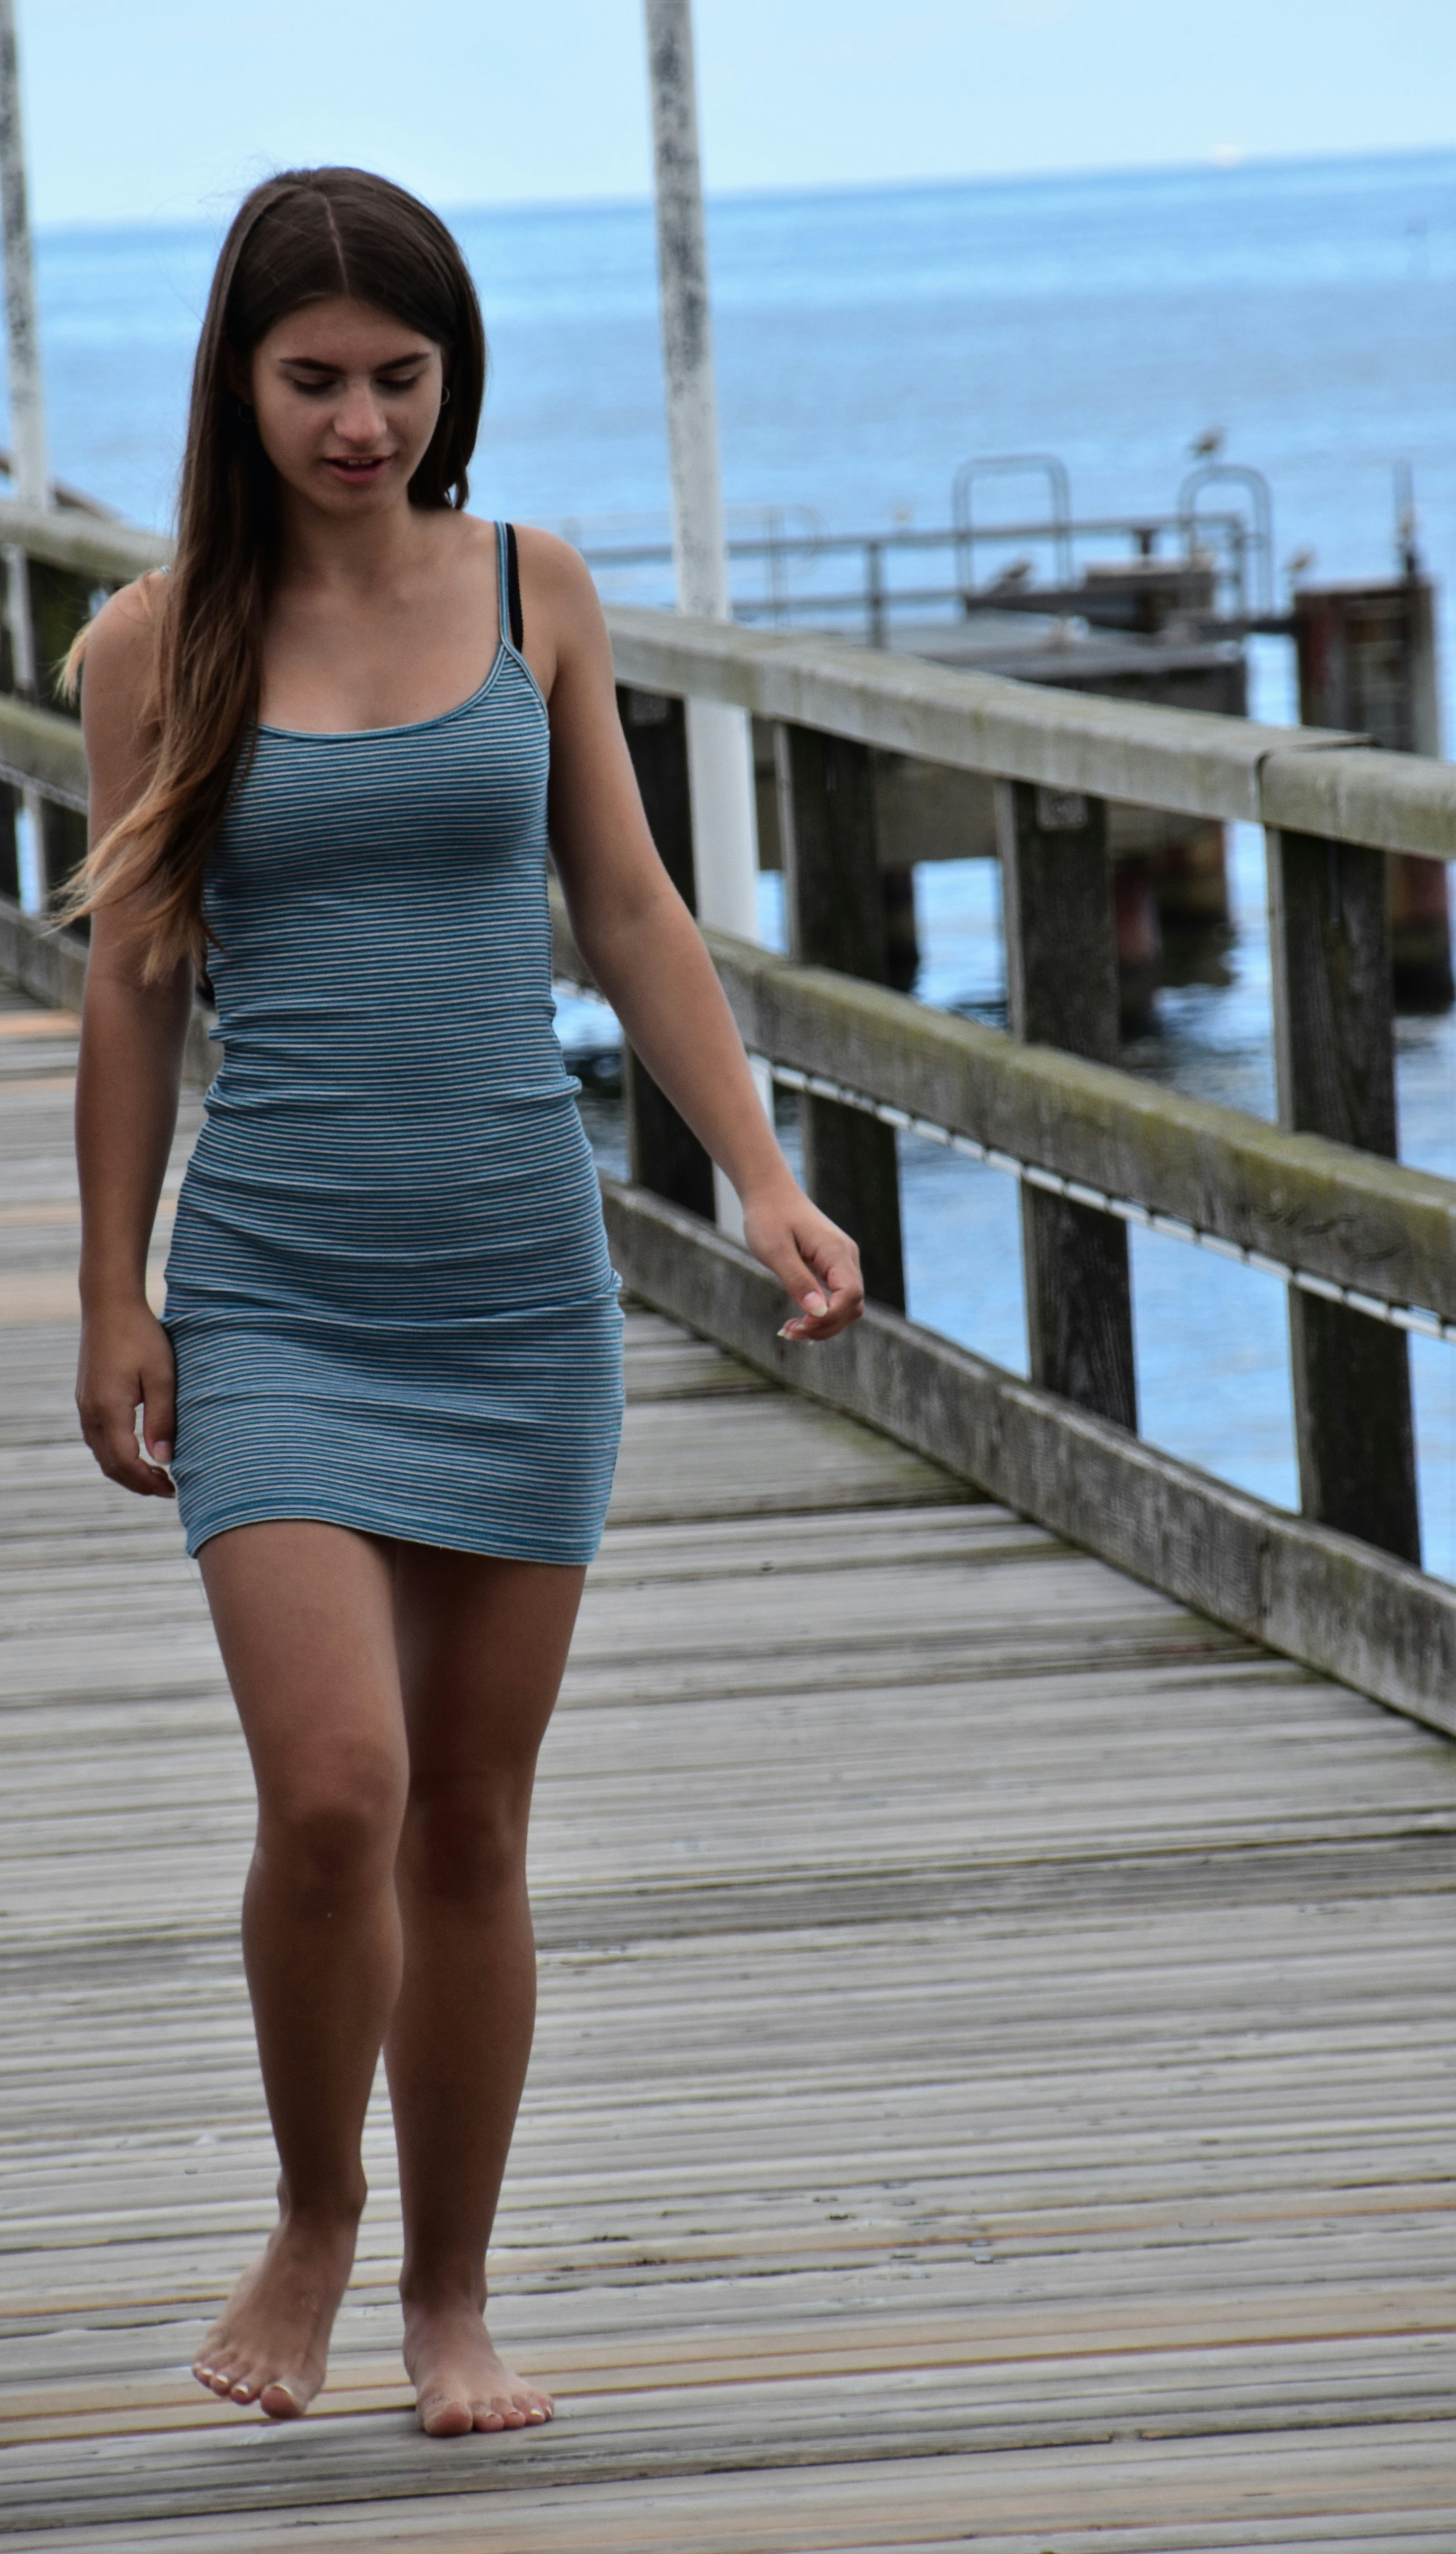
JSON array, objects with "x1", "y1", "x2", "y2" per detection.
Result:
[{"x1": 21, "y1": 149, "x2": 1456, "y2": 1571}]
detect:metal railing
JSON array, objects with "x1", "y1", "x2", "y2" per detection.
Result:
[{"x1": 575, "y1": 507, "x2": 1261, "y2": 644}]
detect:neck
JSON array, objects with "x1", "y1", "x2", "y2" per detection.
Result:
[{"x1": 275, "y1": 485, "x2": 433, "y2": 591}]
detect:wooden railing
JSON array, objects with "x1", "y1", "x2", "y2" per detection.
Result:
[{"x1": 1, "y1": 498, "x2": 1454, "y2": 1735}]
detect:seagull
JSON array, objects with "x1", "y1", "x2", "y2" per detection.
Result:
[
  {"x1": 1285, "y1": 547, "x2": 1316, "y2": 582},
  {"x1": 1190, "y1": 427, "x2": 1224, "y2": 460}
]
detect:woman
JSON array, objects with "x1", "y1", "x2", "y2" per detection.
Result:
[{"x1": 71, "y1": 167, "x2": 861, "y2": 2437}]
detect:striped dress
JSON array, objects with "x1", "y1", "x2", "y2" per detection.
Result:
[{"x1": 163, "y1": 523, "x2": 624, "y2": 1563}]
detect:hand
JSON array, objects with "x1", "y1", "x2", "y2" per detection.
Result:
[
  {"x1": 741, "y1": 1179, "x2": 864, "y2": 1343},
  {"x1": 76, "y1": 1300, "x2": 178, "y2": 1498}
]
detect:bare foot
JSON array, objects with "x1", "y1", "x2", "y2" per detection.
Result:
[
  {"x1": 192, "y1": 2210, "x2": 359, "y2": 2418},
  {"x1": 403, "y1": 2298, "x2": 554, "y2": 2437}
]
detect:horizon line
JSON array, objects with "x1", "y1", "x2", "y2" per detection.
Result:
[{"x1": 34, "y1": 135, "x2": 1456, "y2": 238}]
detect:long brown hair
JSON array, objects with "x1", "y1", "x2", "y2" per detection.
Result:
[{"x1": 62, "y1": 167, "x2": 487, "y2": 976}]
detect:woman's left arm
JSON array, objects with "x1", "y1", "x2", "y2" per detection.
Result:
[{"x1": 532, "y1": 533, "x2": 863, "y2": 1344}]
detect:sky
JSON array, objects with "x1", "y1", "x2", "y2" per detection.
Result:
[{"x1": 20, "y1": 0, "x2": 1456, "y2": 232}]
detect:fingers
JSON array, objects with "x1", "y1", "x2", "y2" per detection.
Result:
[
  {"x1": 142, "y1": 1366, "x2": 177, "y2": 1472},
  {"x1": 77, "y1": 1391, "x2": 177, "y2": 1497},
  {"x1": 779, "y1": 1252, "x2": 863, "y2": 1341},
  {"x1": 745, "y1": 1195, "x2": 865, "y2": 1344},
  {"x1": 76, "y1": 1321, "x2": 179, "y2": 1499}
]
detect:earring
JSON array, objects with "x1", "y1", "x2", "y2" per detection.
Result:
[{"x1": 440, "y1": 386, "x2": 452, "y2": 408}]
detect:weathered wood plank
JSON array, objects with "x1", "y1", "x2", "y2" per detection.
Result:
[
  {"x1": 599, "y1": 1178, "x2": 1456, "y2": 1735},
  {"x1": 2, "y1": 983, "x2": 1454, "y2": 2554}
]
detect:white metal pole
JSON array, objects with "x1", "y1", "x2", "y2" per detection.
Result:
[
  {"x1": 0, "y1": 0, "x2": 48, "y2": 913},
  {"x1": 643, "y1": 0, "x2": 767, "y2": 1234}
]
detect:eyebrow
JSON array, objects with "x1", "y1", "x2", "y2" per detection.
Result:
[{"x1": 277, "y1": 353, "x2": 431, "y2": 373}]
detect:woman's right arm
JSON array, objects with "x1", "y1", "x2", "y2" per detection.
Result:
[{"x1": 74, "y1": 585, "x2": 194, "y2": 1499}]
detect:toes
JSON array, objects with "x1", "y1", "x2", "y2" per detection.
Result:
[
  {"x1": 471, "y1": 2396, "x2": 536, "y2": 2430},
  {"x1": 259, "y1": 2379, "x2": 306, "y2": 2421},
  {"x1": 419, "y1": 2397, "x2": 474, "y2": 2438}
]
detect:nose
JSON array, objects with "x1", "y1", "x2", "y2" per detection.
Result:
[{"x1": 332, "y1": 379, "x2": 389, "y2": 448}]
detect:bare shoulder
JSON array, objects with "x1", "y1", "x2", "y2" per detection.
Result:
[
  {"x1": 512, "y1": 524, "x2": 601, "y2": 616},
  {"x1": 79, "y1": 575, "x2": 165, "y2": 739},
  {"x1": 80, "y1": 575, "x2": 166, "y2": 820},
  {"x1": 511, "y1": 524, "x2": 608, "y2": 687}
]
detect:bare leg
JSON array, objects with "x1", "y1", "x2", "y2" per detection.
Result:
[
  {"x1": 192, "y1": 1521, "x2": 408, "y2": 2417},
  {"x1": 386, "y1": 1548, "x2": 584, "y2": 2435}
]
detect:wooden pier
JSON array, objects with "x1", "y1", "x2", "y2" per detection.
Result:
[
  {"x1": 3, "y1": 981, "x2": 1456, "y2": 2548},
  {"x1": 3, "y1": 492, "x2": 1456, "y2": 2545}
]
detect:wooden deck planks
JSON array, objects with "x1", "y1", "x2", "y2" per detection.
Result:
[{"x1": 0, "y1": 985, "x2": 1454, "y2": 2551}]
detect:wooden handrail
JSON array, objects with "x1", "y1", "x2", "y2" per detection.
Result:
[
  {"x1": 3, "y1": 497, "x2": 1453, "y2": 856},
  {"x1": 2, "y1": 662, "x2": 1452, "y2": 1324},
  {"x1": 547, "y1": 887, "x2": 1456, "y2": 1324},
  {"x1": 3, "y1": 490, "x2": 1455, "y2": 1712}
]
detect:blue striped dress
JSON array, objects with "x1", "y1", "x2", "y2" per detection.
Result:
[{"x1": 163, "y1": 523, "x2": 624, "y2": 1563}]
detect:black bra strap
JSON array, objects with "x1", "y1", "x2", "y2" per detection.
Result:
[{"x1": 505, "y1": 523, "x2": 524, "y2": 652}]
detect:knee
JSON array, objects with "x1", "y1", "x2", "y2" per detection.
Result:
[
  {"x1": 261, "y1": 1750, "x2": 406, "y2": 1906},
  {"x1": 403, "y1": 1773, "x2": 531, "y2": 1907}
]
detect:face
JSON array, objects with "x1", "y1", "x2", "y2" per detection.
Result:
[{"x1": 242, "y1": 297, "x2": 446, "y2": 516}]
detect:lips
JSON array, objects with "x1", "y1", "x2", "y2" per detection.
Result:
[{"x1": 324, "y1": 455, "x2": 391, "y2": 481}]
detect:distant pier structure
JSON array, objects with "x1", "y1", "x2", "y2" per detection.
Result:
[{"x1": 580, "y1": 455, "x2": 1455, "y2": 1025}]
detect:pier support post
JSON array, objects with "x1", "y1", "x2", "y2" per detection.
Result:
[
  {"x1": 998, "y1": 780, "x2": 1137, "y2": 1429},
  {"x1": 616, "y1": 684, "x2": 716, "y2": 1220},
  {"x1": 0, "y1": 0, "x2": 49, "y2": 914},
  {"x1": 644, "y1": 0, "x2": 762, "y2": 1237},
  {"x1": 1293, "y1": 575, "x2": 1452, "y2": 1008},
  {"x1": 775, "y1": 722, "x2": 906, "y2": 1308},
  {"x1": 1267, "y1": 830, "x2": 1421, "y2": 1563}
]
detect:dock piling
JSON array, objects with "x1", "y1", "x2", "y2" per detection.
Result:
[
  {"x1": 0, "y1": 0, "x2": 48, "y2": 915},
  {"x1": 615, "y1": 684, "x2": 717, "y2": 1220},
  {"x1": 775, "y1": 720, "x2": 907, "y2": 1307},
  {"x1": 1293, "y1": 573, "x2": 1453, "y2": 1008},
  {"x1": 1268, "y1": 829, "x2": 1421, "y2": 1563},
  {"x1": 643, "y1": 0, "x2": 762, "y2": 1238},
  {"x1": 998, "y1": 779, "x2": 1138, "y2": 1431}
]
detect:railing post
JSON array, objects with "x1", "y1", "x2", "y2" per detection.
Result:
[
  {"x1": 615, "y1": 684, "x2": 716, "y2": 1219},
  {"x1": 997, "y1": 779, "x2": 1137, "y2": 1428},
  {"x1": 1267, "y1": 830, "x2": 1420, "y2": 1562},
  {"x1": 775, "y1": 721, "x2": 906, "y2": 1307},
  {"x1": 866, "y1": 539, "x2": 886, "y2": 650}
]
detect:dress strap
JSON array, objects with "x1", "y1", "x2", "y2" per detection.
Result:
[{"x1": 496, "y1": 521, "x2": 524, "y2": 653}]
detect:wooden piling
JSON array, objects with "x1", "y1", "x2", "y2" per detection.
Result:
[
  {"x1": 615, "y1": 684, "x2": 715, "y2": 1219},
  {"x1": 775, "y1": 721, "x2": 906, "y2": 1306},
  {"x1": 1293, "y1": 575, "x2": 1453, "y2": 1007},
  {"x1": 1267, "y1": 829, "x2": 1421, "y2": 1564},
  {"x1": 998, "y1": 779, "x2": 1137, "y2": 1430}
]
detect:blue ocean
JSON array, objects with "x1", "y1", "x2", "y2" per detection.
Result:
[{"x1": 20, "y1": 149, "x2": 1456, "y2": 1570}]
